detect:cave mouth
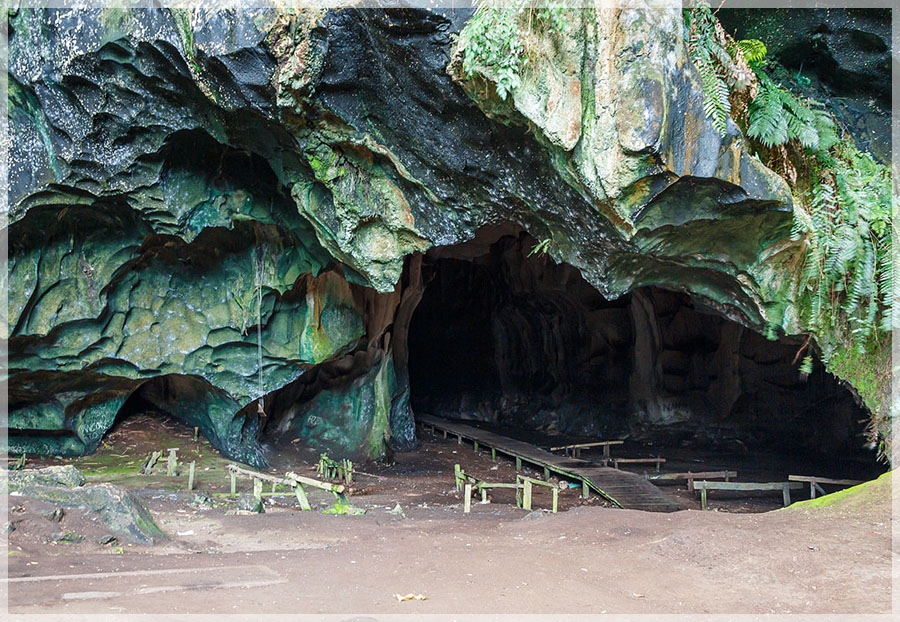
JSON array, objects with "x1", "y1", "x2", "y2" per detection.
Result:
[{"x1": 407, "y1": 225, "x2": 882, "y2": 482}]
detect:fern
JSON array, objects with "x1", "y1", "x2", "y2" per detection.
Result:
[
  {"x1": 794, "y1": 144, "x2": 892, "y2": 352},
  {"x1": 736, "y1": 39, "x2": 767, "y2": 63},
  {"x1": 746, "y1": 69, "x2": 834, "y2": 152},
  {"x1": 685, "y1": 2, "x2": 733, "y2": 137}
]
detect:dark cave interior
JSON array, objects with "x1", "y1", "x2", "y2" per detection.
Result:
[{"x1": 407, "y1": 227, "x2": 882, "y2": 481}]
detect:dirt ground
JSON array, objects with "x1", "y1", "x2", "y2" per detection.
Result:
[{"x1": 3, "y1": 416, "x2": 894, "y2": 615}]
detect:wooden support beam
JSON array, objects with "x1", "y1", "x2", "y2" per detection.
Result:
[
  {"x1": 549, "y1": 440, "x2": 624, "y2": 452},
  {"x1": 693, "y1": 481, "x2": 804, "y2": 491},
  {"x1": 166, "y1": 449, "x2": 178, "y2": 477},
  {"x1": 285, "y1": 472, "x2": 346, "y2": 494},
  {"x1": 788, "y1": 475, "x2": 862, "y2": 486},
  {"x1": 294, "y1": 484, "x2": 311, "y2": 510},
  {"x1": 611, "y1": 457, "x2": 666, "y2": 472}
]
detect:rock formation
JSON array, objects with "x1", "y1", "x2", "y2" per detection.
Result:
[{"x1": 5, "y1": 5, "x2": 885, "y2": 465}]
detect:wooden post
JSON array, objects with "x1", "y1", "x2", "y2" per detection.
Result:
[
  {"x1": 523, "y1": 479, "x2": 532, "y2": 511},
  {"x1": 543, "y1": 467, "x2": 550, "y2": 480},
  {"x1": 253, "y1": 478, "x2": 263, "y2": 501},
  {"x1": 656, "y1": 457, "x2": 662, "y2": 473},
  {"x1": 443, "y1": 430, "x2": 447, "y2": 439},
  {"x1": 810, "y1": 482, "x2": 816, "y2": 499},
  {"x1": 167, "y1": 449, "x2": 178, "y2": 476},
  {"x1": 464, "y1": 483, "x2": 472, "y2": 513},
  {"x1": 230, "y1": 471, "x2": 237, "y2": 497},
  {"x1": 515, "y1": 457, "x2": 522, "y2": 471},
  {"x1": 294, "y1": 484, "x2": 311, "y2": 510},
  {"x1": 474, "y1": 441, "x2": 479, "y2": 453},
  {"x1": 454, "y1": 464, "x2": 462, "y2": 490},
  {"x1": 491, "y1": 448, "x2": 496, "y2": 461},
  {"x1": 186, "y1": 461, "x2": 195, "y2": 491},
  {"x1": 193, "y1": 427, "x2": 199, "y2": 442},
  {"x1": 603, "y1": 444, "x2": 611, "y2": 460},
  {"x1": 552, "y1": 487, "x2": 558, "y2": 513},
  {"x1": 481, "y1": 488, "x2": 488, "y2": 503},
  {"x1": 457, "y1": 434, "x2": 462, "y2": 445},
  {"x1": 701, "y1": 486, "x2": 708, "y2": 510},
  {"x1": 782, "y1": 483, "x2": 791, "y2": 507}
]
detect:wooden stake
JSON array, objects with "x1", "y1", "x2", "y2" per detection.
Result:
[
  {"x1": 701, "y1": 486, "x2": 708, "y2": 510},
  {"x1": 167, "y1": 449, "x2": 178, "y2": 476},
  {"x1": 464, "y1": 483, "x2": 472, "y2": 513},
  {"x1": 253, "y1": 478, "x2": 263, "y2": 500},
  {"x1": 186, "y1": 461, "x2": 195, "y2": 491},
  {"x1": 543, "y1": 467, "x2": 550, "y2": 480},
  {"x1": 230, "y1": 471, "x2": 237, "y2": 497},
  {"x1": 193, "y1": 427, "x2": 199, "y2": 442},
  {"x1": 523, "y1": 479, "x2": 532, "y2": 511},
  {"x1": 294, "y1": 484, "x2": 311, "y2": 510},
  {"x1": 491, "y1": 448, "x2": 496, "y2": 461},
  {"x1": 582, "y1": 480, "x2": 589, "y2": 499},
  {"x1": 552, "y1": 488, "x2": 558, "y2": 513},
  {"x1": 474, "y1": 441, "x2": 479, "y2": 453},
  {"x1": 782, "y1": 483, "x2": 791, "y2": 507},
  {"x1": 515, "y1": 457, "x2": 522, "y2": 471}
]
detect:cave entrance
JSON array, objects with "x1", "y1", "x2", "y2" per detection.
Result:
[{"x1": 406, "y1": 226, "x2": 882, "y2": 504}]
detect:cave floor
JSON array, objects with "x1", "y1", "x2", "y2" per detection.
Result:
[{"x1": 5, "y1": 417, "x2": 893, "y2": 614}]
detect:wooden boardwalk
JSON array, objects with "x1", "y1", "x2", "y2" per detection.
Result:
[{"x1": 418, "y1": 415, "x2": 686, "y2": 513}]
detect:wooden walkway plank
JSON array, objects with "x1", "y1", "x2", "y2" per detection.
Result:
[{"x1": 418, "y1": 415, "x2": 685, "y2": 512}]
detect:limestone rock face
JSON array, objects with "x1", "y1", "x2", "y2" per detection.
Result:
[{"x1": 5, "y1": 6, "x2": 821, "y2": 464}]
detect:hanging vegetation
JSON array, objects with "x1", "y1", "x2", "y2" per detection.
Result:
[
  {"x1": 460, "y1": 0, "x2": 569, "y2": 100},
  {"x1": 684, "y1": 2, "x2": 893, "y2": 362}
]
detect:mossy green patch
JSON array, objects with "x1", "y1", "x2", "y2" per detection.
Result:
[{"x1": 785, "y1": 470, "x2": 891, "y2": 510}]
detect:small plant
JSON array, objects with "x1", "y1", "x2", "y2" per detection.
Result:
[
  {"x1": 461, "y1": 1, "x2": 570, "y2": 100},
  {"x1": 747, "y1": 70, "x2": 836, "y2": 152},
  {"x1": 528, "y1": 237, "x2": 552, "y2": 257}
]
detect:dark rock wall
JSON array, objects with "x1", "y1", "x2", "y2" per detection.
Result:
[{"x1": 718, "y1": 8, "x2": 892, "y2": 164}]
